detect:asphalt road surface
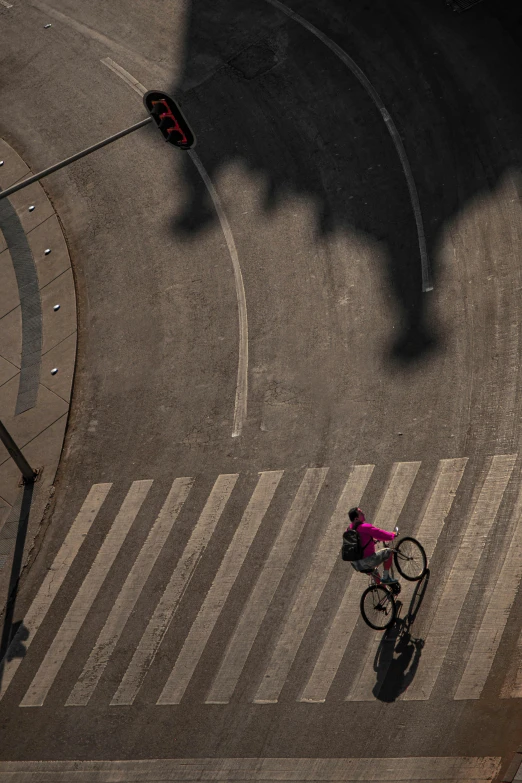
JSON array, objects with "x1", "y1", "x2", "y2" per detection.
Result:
[{"x1": 1, "y1": 0, "x2": 522, "y2": 779}]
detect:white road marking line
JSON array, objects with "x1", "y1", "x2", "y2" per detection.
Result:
[
  {"x1": 157, "y1": 471, "x2": 283, "y2": 704},
  {"x1": 188, "y1": 150, "x2": 248, "y2": 439},
  {"x1": 403, "y1": 453, "x2": 516, "y2": 701},
  {"x1": 111, "y1": 473, "x2": 238, "y2": 706},
  {"x1": 0, "y1": 483, "x2": 112, "y2": 701},
  {"x1": 456, "y1": 471, "x2": 522, "y2": 700},
  {"x1": 65, "y1": 477, "x2": 194, "y2": 706},
  {"x1": 101, "y1": 57, "x2": 146, "y2": 96},
  {"x1": 101, "y1": 58, "x2": 249, "y2": 439},
  {"x1": 264, "y1": 0, "x2": 432, "y2": 292},
  {"x1": 346, "y1": 457, "x2": 468, "y2": 702},
  {"x1": 205, "y1": 468, "x2": 328, "y2": 705},
  {"x1": 0, "y1": 756, "x2": 502, "y2": 781},
  {"x1": 32, "y1": 1, "x2": 166, "y2": 80},
  {"x1": 0, "y1": 1, "x2": 13, "y2": 8},
  {"x1": 299, "y1": 462, "x2": 419, "y2": 703},
  {"x1": 20, "y1": 481, "x2": 152, "y2": 707},
  {"x1": 252, "y1": 464, "x2": 374, "y2": 704},
  {"x1": 372, "y1": 461, "x2": 421, "y2": 530}
]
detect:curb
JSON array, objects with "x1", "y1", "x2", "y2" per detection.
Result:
[{"x1": 0, "y1": 137, "x2": 77, "y2": 607}]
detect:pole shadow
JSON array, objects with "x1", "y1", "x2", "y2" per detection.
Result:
[
  {"x1": 0, "y1": 482, "x2": 34, "y2": 691},
  {"x1": 371, "y1": 569, "x2": 430, "y2": 702}
]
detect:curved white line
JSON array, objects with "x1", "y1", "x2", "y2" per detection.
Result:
[
  {"x1": 264, "y1": 0, "x2": 432, "y2": 292},
  {"x1": 101, "y1": 59, "x2": 248, "y2": 437},
  {"x1": 188, "y1": 151, "x2": 248, "y2": 438}
]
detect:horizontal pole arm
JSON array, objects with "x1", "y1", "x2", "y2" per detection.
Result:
[{"x1": 0, "y1": 116, "x2": 153, "y2": 201}]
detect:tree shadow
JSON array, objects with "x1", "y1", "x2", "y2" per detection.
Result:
[
  {"x1": 169, "y1": 0, "x2": 522, "y2": 365},
  {"x1": 0, "y1": 482, "x2": 34, "y2": 692},
  {"x1": 371, "y1": 569, "x2": 430, "y2": 701}
]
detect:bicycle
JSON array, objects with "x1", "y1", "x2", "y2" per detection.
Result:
[{"x1": 359, "y1": 531, "x2": 427, "y2": 631}]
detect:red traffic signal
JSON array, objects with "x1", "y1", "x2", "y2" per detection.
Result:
[{"x1": 143, "y1": 90, "x2": 195, "y2": 150}]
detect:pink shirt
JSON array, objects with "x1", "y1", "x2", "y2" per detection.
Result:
[{"x1": 349, "y1": 521, "x2": 396, "y2": 558}]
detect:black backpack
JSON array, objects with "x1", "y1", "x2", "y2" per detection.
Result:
[{"x1": 341, "y1": 526, "x2": 366, "y2": 561}]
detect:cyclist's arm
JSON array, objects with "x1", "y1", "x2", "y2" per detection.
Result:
[{"x1": 366, "y1": 524, "x2": 396, "y2": 542}]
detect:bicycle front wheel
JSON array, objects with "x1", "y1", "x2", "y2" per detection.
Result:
[
  {"x1": 360, "y1": 585, "x2": 397, "y2": 630},
  {"x1": 394, "y1": 536, "x2": 427, "y2": 581}
]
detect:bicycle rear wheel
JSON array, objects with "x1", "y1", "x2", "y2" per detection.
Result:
[
  {"x1": 360, "y1": 585, "x2": 397, "y2": 630},
  {"x1": 394, "y1": 536, "x2": 427, "y2": 581}
]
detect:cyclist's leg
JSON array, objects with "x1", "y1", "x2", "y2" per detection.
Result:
[{"x1": 371, "y1": 548, "x2": 393, "y2": 580}]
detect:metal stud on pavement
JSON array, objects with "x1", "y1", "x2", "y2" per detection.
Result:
[
  {"x1": 44, "y1": 248, "x2": 51, "y2": 255},
  {"x1": 28, "y1": 205, "x2": 35, "y2": 212},
  {"x1": 51, "y1": 368, "x2": 58, "y2": 375},
  {"x1": 53, "y1": 305, "x2": 60, "y2": 311}
]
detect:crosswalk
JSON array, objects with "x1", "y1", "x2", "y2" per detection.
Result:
[{"x1": 2, "y1": 454, "x2": 522, "y2": 708}]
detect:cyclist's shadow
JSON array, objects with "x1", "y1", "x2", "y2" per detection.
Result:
[{"x1": 372, "y1": 569, "x2": 430, "y2": 702}]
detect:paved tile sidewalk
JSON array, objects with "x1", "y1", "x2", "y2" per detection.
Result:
[{"x1": 0, "y1": 138, "x2": 77, "y2": 605}]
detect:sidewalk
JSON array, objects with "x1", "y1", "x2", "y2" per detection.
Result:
[{"x1": 0, "y1": 137, "x2": 77, "y2": 606}]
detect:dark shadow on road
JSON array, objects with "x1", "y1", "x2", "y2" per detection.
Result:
[
  {"x1": 0, "y1": 482, "x2": 34, "y2": 692},
  {"x1": 168, "y1": 0, "x2": 522, "y2": 365},
  {"x1": 371, "y1": 569, "x2": 430, "y2": 701}
]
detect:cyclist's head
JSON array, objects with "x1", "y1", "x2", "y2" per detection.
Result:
[{"x1": 348, "y1": 507, "x2": 365, "y2": 523}]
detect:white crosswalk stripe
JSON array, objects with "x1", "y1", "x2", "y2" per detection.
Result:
[
  {"x1": 158, "y1": 471, "x2": 283, "y2": 704},
  {"x1": 251, "y1": 464, "x2": 373, "y2": 705},
  {"x1": 346, "y1": 457, "x2": 468, "y2": 702},
  {"x1": 66, "y1": 477, "x2": 194, "y2": 706},
  {"x1": 456, "y1": 469, "x2": 522, "y2": 700},
  {"x1": 205, "y1": 467, "x2": 328, "y2": 705},
  {"x1": 20, "y1": 481, "x2": 153, "y2": 707},
  {"x1": 299, "y1": 461, "x2": 420, "y2": 703},
  {"x1": 111, "y1": 473, "x2": 238, "y2": 706},
  {"x1": 403, "y1": 453, "x2": 516, "y2": 701},
  {"x1": 5, "y1": 456, "x2": 522, "y2": 709},
  {"x1": 0, "y1": 483, "x2": 112, "y2": 701}
]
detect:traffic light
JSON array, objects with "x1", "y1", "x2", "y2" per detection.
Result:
[{"x1": 143, "y1": 91, "x2": 195, "y2": 150}]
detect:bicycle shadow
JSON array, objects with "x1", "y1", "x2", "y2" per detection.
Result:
[{"x1": 371, "y1": 569, "x2": 430, "y2": 702}]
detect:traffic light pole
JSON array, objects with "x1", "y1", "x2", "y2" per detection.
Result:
[
  {"x1": 0, "y1": 420, "x2": 37, "y2": 484},
  {"x1": 0, "y1": 117, "x2": 153, "y2": 201}
]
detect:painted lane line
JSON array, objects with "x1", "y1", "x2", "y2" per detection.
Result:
[
  {"x1": 32, "y1": 1, "x2": 166, "y2": 81},
  {"x1": 20, "y1": 480, "x2": 152, "y2": 707},
  {"x1": 0, "y1": 756, "x2": 502, "y2": 781},
  {"x1": 0, "y1": 483, "x2": 112, "y2": 700},
  {"x1": 0, "y1": 1, "x2": 13, "y2": 8},
  {"x1": 158, "y1": 471, "x2": 283, "y2": 704},
  {"x1": 205, "y1": 468, "x2": 328, "y2": 705},
  {"x1": 403, "y1": 453, "x2": 516, "y2": 701},
  {"x1": 264, "y1": 0, "x2": 432, "y2": 292},
  {"x1": 188, "y1": 150, "x2": 249, "y2": 438},
  {"x1": 252, "y1": 464, "x2": 374, "y2": 704},
  {"x1": 457, "y1": 470, "x2": 522, "y2": 700},
  {"x1": 101, "y1": 57, "x2": 147, "y2": 96},
  {"x1": 299, "y1": 461, "x2": 420, "y2": 703},
  {"x1": 101, "y1": 58, "x2": 249, "y2": 438},
  {"x1": 347, "y1": 457, "x2": 468, "y2": 702},
  {"x1": 65, "y1": 477, "x2": 194, "y2": 706},
  {"x1": 111, "y1": 473, "x2": 238, "y2": 706}
]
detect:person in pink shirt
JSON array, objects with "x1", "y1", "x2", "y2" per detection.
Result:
[{"x1": 348, "y1": 507, "x2": 398, "y2": 584}]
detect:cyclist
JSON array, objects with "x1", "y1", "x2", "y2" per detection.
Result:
[{"x1": 347, "y1": 507, "x2": 398, "y2": 584}]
